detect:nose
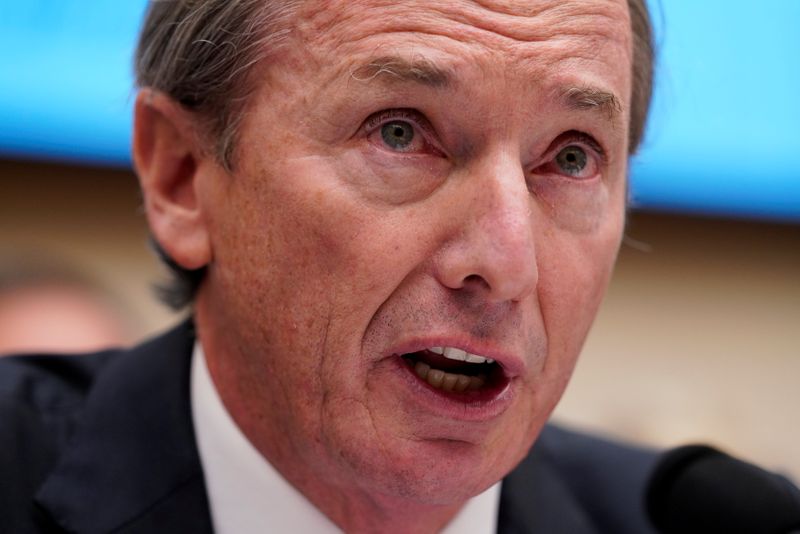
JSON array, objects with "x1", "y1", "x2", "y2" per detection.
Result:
[{"x1": 434, "y1": 151, "x2": 539, "y2": 303}]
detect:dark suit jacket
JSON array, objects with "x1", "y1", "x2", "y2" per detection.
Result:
[{"x1": 0, "y1": 321, "x2": 659, "y2": 533}]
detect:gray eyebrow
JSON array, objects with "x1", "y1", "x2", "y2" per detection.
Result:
[
  {"x1": 349, "y1": 57, "x2": 622, "y2": 124},
  {"x1": 350, "y1": 55, "x2": 452, "y2": 88},
  {"x1": 560, "y1": 85, "x2": 623, "y2": 122}
]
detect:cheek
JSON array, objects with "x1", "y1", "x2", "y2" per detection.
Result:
[
  {"x1": 530, "y1": 168, "x2": 626, "y2": 235},
  {"x1": 216, "y1": 155, "x2": 443, "y2": 364},
  {"x1": 536, "y1": 208, "x2": 623, "y2": 362},
  {"x1": 334, "y1": 147, "x2": 449, "y2": 206},
  {"x1": 272, "y1": 159, "x2": 447, "y2": 313},
  {"x1": 508, "y1": 224, "x2": 621, "y2": 447}
]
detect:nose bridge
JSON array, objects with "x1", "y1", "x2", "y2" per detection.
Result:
[
  {"x1": 477, "y1": 154, "x2": 532, "y2": 244},
  {"x1": 438, "y1": 149, "x2": 539, "y2": 303}
]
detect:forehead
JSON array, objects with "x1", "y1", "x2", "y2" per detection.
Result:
[{"x1": 294, "y1": 0, "x2": 632, "y2": 95}]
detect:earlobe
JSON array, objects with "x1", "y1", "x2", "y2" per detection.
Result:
[{"x1": 132, "y1": 89, "x2": 212, "y2": 271}]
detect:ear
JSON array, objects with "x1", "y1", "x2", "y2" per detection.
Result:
[{"x1": 132, "y1": 89, "x2": 212, "y2": 271}]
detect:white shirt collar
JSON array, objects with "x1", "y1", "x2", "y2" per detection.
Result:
[{"x1": 191, "y1": 342, "x2": 501, "y2": 534}]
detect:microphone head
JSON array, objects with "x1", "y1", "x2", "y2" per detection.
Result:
[{"x1": 646, "y1": 445, "x2": 800, "y2": 534}]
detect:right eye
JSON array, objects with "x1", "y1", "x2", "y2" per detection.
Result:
[
  {"x1": 364, "y1": 109, "x2": 443, "y2": 156},
  {"x1": 380, "y1": 120, "x2": 417, "y2": 152}
]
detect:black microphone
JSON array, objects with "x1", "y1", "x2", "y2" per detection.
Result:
[{"x1": 646, "y1": 444, "x2": 800, "y2": 534}]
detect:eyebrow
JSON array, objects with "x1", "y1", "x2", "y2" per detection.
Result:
[
  {"x1": 350, "y1": 55, "x2": 623, "y2": 124},
  {"x1": 559, "y1": 85, "x2": 623, "y2": 123},
  {"x1": 350, "y1": 55, "x2": 452, "y2": 88}
]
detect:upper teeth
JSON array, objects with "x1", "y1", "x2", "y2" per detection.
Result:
[{"x1": 428, "y1": 346, "x2": 495, "y2": 364}]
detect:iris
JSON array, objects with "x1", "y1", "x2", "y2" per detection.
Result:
[{"x1": 381, "y1": 121, "x2": 415, "y2": 151}]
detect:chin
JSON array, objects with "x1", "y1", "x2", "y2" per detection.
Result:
[{"x1": 335, "y1": 425, "x2": 534, "y2": 506}]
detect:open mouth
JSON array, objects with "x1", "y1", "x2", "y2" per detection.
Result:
[{"x1": 400, "y1": 347, "x2": 507, "y2": 396}]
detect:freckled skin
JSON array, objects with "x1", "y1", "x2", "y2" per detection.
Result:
[{"x1": 191, "y1": 0, "x2": 632, "y2": 532}]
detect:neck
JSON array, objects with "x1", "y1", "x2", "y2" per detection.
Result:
[{"x1": 294, "y1": 477, "x2": 464, "y2": 534}]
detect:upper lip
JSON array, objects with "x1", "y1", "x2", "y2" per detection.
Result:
[{"x1": 387, "y1": 336, "x2": 525, "y2": 378}]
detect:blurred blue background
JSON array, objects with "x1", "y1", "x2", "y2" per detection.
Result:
[{"x1": 1, "y1": 1, "x2": 798, "y2": 222}]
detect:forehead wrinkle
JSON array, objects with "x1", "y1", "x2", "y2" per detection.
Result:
[
  {"x1": 467, "y1": 0, "x2": 623, "y2": 18},
  {"x1": 294, "y1": 2, "x2": 631, "y2": 106},
  {"x1": 300, "y1": 0, "x2": 629, "y2": 56},
  {"x1": 465, "y1": 0, "x2": 629, "y2": 48},
  {"x1": 292, "y1": 1, "x2": 631, "y2": 130}
]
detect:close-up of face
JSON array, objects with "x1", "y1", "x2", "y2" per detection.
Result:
[{"x1": 181, "y1": 0, "x2": 632, "y2": 512}]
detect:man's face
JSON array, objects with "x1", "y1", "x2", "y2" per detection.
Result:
[{"x1": 197, "y1": 0, "x2": 632, "y2": 506}]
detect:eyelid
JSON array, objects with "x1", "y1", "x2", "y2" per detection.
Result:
[{"x1": 364, "y1": 108, "x2": 435, "y2": 136}]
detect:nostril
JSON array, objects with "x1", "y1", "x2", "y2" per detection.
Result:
[{"x1": 462, "y1": 274, "x2": 489, "y2": 290}]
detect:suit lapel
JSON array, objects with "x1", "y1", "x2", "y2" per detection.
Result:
[
  {"x1": 32, "y1": 320, "x2": 653, "y2": 533},
  {"x1": 497, "y1": 426, "x2": 599, "y2": 534},
  {"x1": 34, "y1": 320, "x2": 214, "y2": 534}
]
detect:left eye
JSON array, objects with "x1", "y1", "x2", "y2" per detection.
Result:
[
  {"x1": 555, "y1": 145, "x2": 588, "y2": 176},
  {"x1": 381, "y1": 120, "x2": 416, "y2": 151},
  {"x1": 532, "y1": 132, "x2": 603, "y2": 180}
]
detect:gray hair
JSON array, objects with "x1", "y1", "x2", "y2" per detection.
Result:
[
  {"x1": 135, "y1": 0, "x2": 301, "y2": 168},
  {"x1": 135, "y1": 0, "x2": 655, "y2": 309}
]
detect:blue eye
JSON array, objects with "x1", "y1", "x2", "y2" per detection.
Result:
[
  {"x1": 380, "y1": 120, "x2": 415, "y2": 151},
  {"x1": 365, "y1": 109, "x2": 445, "y2": 158},
  {"x1": 555, "y1": 146, "x2": 588, "y2": 175}
]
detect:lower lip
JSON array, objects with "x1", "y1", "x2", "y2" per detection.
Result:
[{"x1": 389, "y1": 355, "x2": 515, "y2": 422}]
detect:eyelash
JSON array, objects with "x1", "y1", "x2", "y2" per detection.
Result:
[
  {"x1": 364, "y1": 108, "x2": 439, "y2": 141},
  {"x1": 551, "y1": 131, "x2": 607, "y2": 163}
]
